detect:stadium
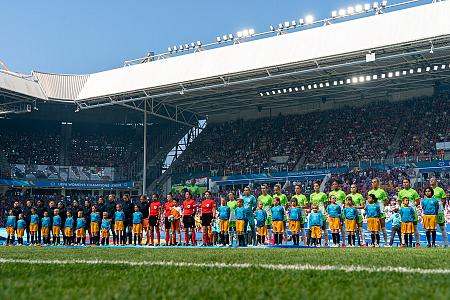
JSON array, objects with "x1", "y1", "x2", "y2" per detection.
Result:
[{"x1": 1, "y1": 0, "x2": 450, "y2": 299}]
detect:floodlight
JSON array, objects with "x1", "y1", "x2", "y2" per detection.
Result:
[
  {"x1": 272, "y1": 91, "x2": 276, "y2": 95},
  {"x1": 197, "y1": 41, "x2": 202, "y2": 46},
  {"x1": 266, "y1": 92, "x2": 270, "y2": 96},
  {"x1": 373, "y1": 2, "x2": 379, "y2": 9},
  {"x1": 352, "y1": 77, "x2": 358, "y2": 83},
  {"x1": 228, "y1": 34, "x2": 233, "y2": 40},
  {"x1": 372, "y1": 74, "x2": 378, "y2": 80},
  {"x1": 242, "y1": 29, "x2": 249, "y2": 37},
  {"x1": 381, "y1": 73, "x2": 386, "y2": 78},
  {"x1": 319, "y1": 83, "x2": 324, "y2": 88},
  {"x1": 364, "y1": 3, "x2": 371, "y2": 11},
  {"x1": 402, "y1": 70, "x2": 407, "y2": 75},
  {"x1": 259, "y1": 93, "x2": 264, "y2": 97},
  {"x1": 179, "y1": 45, "x2": 184, "y2": 51},
  {"x1": 355, "y1": 5, "x2": 363, "y2": 12},
  {"x1": 294, "y1": 87, "x2": 299, "y2": 91},
  {"x1": 333, "y1": 81, "x2": 338, "y2": 85},
  {"x1": 184, "y1": 44, "x2": 189, "y2": 49},
  {"x1": 173, "y1": 46, "x2": 178, "y2": 52},
  {"x1": 359, "y1": 76, "x2": 365, "y2": 82},
  {"x1": 291, "y1": 20, "x2": 297, "y2": 27},
  {"x1": 339, "y1": 9, "x2": 347, "y2": 16},
  {"x1": 299, "y1": 19, "x2": 305, "y2": 25},
  {"x1": 307, "y1": 85, "x2": 312, "y2": 89},
  {"x1": 313, "y1": 84, "x2": 317, "y2": 89},
  {"x1": 301, "y1": 86, "x2": 305, "y2": 90},
  {"x1": 442, "y1": 64, "x2": 446, "y2": 69},
  {"x1": 237, "y1": 31, "x2": 243, "y2": 38},
  {"x1": 325, "y1": 82, "x2": 330, "y2": 87},
  {"x1": 222, "y1": 35, "x2": 228, "y2": 41},
  {"x1": 305, "y1": 15, "x2": 314, "y2": 24},
  {"x1": 331, "y1": 11, "x2": 338, "y2": 17},
  {"x1": 277, "y1": 90, "x2": 281, "y2": 94},
  {"x1": 249, "y1": 28, "x2": 255, "y2": 35},
  {"x1": 168, "y1": 47, "x2": 172, "y2": 52},
  {"x1": 409, "y1": 69, "x2": 414, "y2": 74},
  {"x1": 388, "y1": 72, "x2": 393, "y2": 77},
  {"x1": 284, "y1": 21, "x2": 290, "y2": 28},
  {"x1": 216, "y1": 37, "x2": 221, "y2": 42},
  {"x1": 381, "y1": 0, "x2": 388, "y2": 8},
  {"x1": 346, "y1": 79, "x2": 351, "y2": 84},
  {"x1": 347, "y1": 7, "x2": 355, "y2": 14},
  {"x1": 288, "y1": 88, "x2": 293, "y2": 92},
  {"x1": 339, "y1": 80, "x2": 344, "y2": 85},
  {"x1": 190, "y1": 42, "x2": 195, "y2": 48},
  {"x1": 417, "y1": 67, "x2": 422, "y2": 73},
  {"x1": 270, "y1": 25, "x2": 275, "y2": 31},
  {"x1": 426, "y1": 66, "x2": 431, "y2": 72},
  {"x1": 395, "y1": 71, "x2": 400, "y2": 76},
  {"x1": 366, "y1": 75, "x2": 371, "y2": 81},
  {"x1": 433, "y1": 65, "x2": 438, "y2": 71}
]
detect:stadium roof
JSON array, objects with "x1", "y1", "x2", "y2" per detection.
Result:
[{"x1": 1, "y1": 0, "x2": 450, "y2": 125}]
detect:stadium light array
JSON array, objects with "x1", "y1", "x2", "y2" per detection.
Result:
[
  {"x1": 217, "y1": 28, "x2": 255, "y2": 43},
  {"x1": 271, "y1": 14, "x2": 314, "y2": 33},
  {"x1": 331, "y1": 2, "x2": 383, "y2": 19},
  {"x1": 168, "y1": 41, "x2": 202, "y2": 53},
  {"x1": 258, "y1": 64, "x2": 448, "y2": 97}
]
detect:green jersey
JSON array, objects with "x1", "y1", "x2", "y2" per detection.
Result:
[
  {"x1": 227, "y1": 200, "x2": 237, "y2": 221},
  {"x1": 258, "y1": 194, "x2": 274, "y2": 225},
  {"x1": 292, "y1": 194, "x2": 308, "y2": 206},
  {"x1": 433, "y1": 186, "x2": 446, "y2": 214},
  {"x1": 273, "y1": 193, "x2": 288, "y2": 206},
  {"x1": 368, "y1": 188, "x2": 388, "y2": 217},
  {"x1": 328, "y1": 190, "x2": 346, "y2": 204},
  {"x1": 346, "y1": 193, "x2": 365, "y2": 206},
  {"x1": 398, "y1": 188, "x2": 419, "y2": 204},
  {"x1": 309, "y1": 192, "x2": 327, "y2": 206}
]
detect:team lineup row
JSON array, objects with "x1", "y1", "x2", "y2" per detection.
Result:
[{"x1": 3, "y1": 178, "x2": 448, "y2": 248}]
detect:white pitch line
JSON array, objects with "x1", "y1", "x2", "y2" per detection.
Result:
[{"x1": 0, "y1": 258, "x2": 448, "y2": 274}]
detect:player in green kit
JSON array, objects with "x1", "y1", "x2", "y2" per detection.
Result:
[
  {"x1": 347, "y1": 184, "x2": 366, "y2": 246},
  {"x1": 292, "y1": 184, "x2": 308, "y2": 244},
  {"x1": 367, "y1": 178, "x2": 388, "y2": 246},
  {"x1": 328, "y1": 180, "x2": 347, "y2": 247},
  {"x1": 227, "y1": 192, "x2": 238, "y2": 246},
  {"x1": 258, "y1": 184, "x2": 273, "y2": 244},
  {"x1": 242, "y1": 186, "x2": 257, "y2": 246},
  {"x1": 309, "y1": 181, "x2": 329, "y2": 246},
  {"x1": 398, "y1": 178, "x2": 420, "y2": 247},
  {"x1": 430, "y1": 177, "x2": 448, "y2": 247}
]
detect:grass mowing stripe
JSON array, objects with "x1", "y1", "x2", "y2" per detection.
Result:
[{"x1": 1, "y1": 258, "x2": 449, "y2": 274}]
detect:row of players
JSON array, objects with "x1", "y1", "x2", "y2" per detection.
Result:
[{"x1": 4, "y1": 177, "x2": 447, "y2": 247}]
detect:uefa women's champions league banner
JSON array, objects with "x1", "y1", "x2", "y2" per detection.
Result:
[
  {"x1": 10, "y1": 164, "x2": 116, "y2": 182},
  {"x1": 209, "y1": 160, "x2": 450, "y2": 185},
  {"x1": 0, "y1": 179, "x2": 134, "y2": 189}
]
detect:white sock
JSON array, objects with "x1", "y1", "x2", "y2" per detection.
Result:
[{"x1": 440, "y1": 225, "x2": 448, "y2": 247}]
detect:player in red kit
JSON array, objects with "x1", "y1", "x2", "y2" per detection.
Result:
[
  {"x1": 182, "y1": 191, "x2": 197, "y2": 246},
  {"x1": 201, "y1": 191, "x2": 216, "y2": 246},
  {"x1": 148, "y1": 194, "x2": 162, "y2": 246},
  {"x1": 164, "y1": 193, "x2": 176, "y2": 246}
]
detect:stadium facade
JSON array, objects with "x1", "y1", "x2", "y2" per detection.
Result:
[{"x1": 1, "y1": 0, "x2": 450, "y2": 196}]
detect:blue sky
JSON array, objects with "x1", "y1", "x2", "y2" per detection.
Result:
[{"x1": 2, "y1": 0, "x2": 410, "y2": 74}]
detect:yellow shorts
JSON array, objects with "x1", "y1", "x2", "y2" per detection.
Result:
[
  {"x1": 257, "y1": 225, "x2": 267, "y2": 236},
  {"x1": 423, "y1": 215, "x2": 437, "y2": 230},
  {"x1": 171, "y1": 220, "x2": 180, "y2": 231},
  {"x1": 17, "y1": 228, "x2": 24, "y2": 238},
  {"x1": 367, "y1": 218, "x2": 381, "y2": 232},
  {"x1": 288, "y1": 220, "x2": 300, "y2": 234},
  {"x1": 6, "y1": 227, "x2": 15, "y2": 235},
  {"x1": 311, "y1": 226, "x2": 322, "y2": 238},
  {"x1": 328, "y1": 217, "x2": 341, "y2": 230},
  {"x1": 30, "y1": 223, "x2": 38, "y2": 232},
  {"x1": 76, "y1": 228, "x2": 86, "y2": 238},
  {"x1": 401, "y1": 222, "x2": 414, "y2": 234},
  {"x1": 52, "y1": 226, "x2": 60, "y2": 235},
  {"x1": 65, "y1": 227, "x2": 73, "y2": 237},
  {"x1": 101, "y1": 228, "x2": 110, "y2": 238},
  {"x1": 90, "y1": 222, "x2": 100, "y2": 233},
  {"x1": 236, "y1": 220, "x2": 245, "y2": 232},
  {"x1": 272, "y1": 221, "x2": 285, "y2": 233},
  {"x1": 133, "y1": 224, "x2": 143, "y2": 234},
  {"x1": 115, "y1": 221, "x2": 124, "y2": 231},
  {"x1": 345, "y1": 219, "x2": 357, "y2": 233},
  {"x1": 41, "y1": 227, "x2": 50, "y2": 236},
  {"x1": 219, "y1": 220, "x2": 229, "y2": 232}
]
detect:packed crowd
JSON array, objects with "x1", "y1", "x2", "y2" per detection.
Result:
[
  {"x1": 2, "y1": 175, "x2": 449, "y2": 247},
  {"x1": 174, "y1": 94, "x2": 450, "y2": 175}
]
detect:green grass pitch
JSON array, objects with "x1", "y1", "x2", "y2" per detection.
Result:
[{"x1": 0, "y1": 247, "x2": 449, "y2": 300}]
